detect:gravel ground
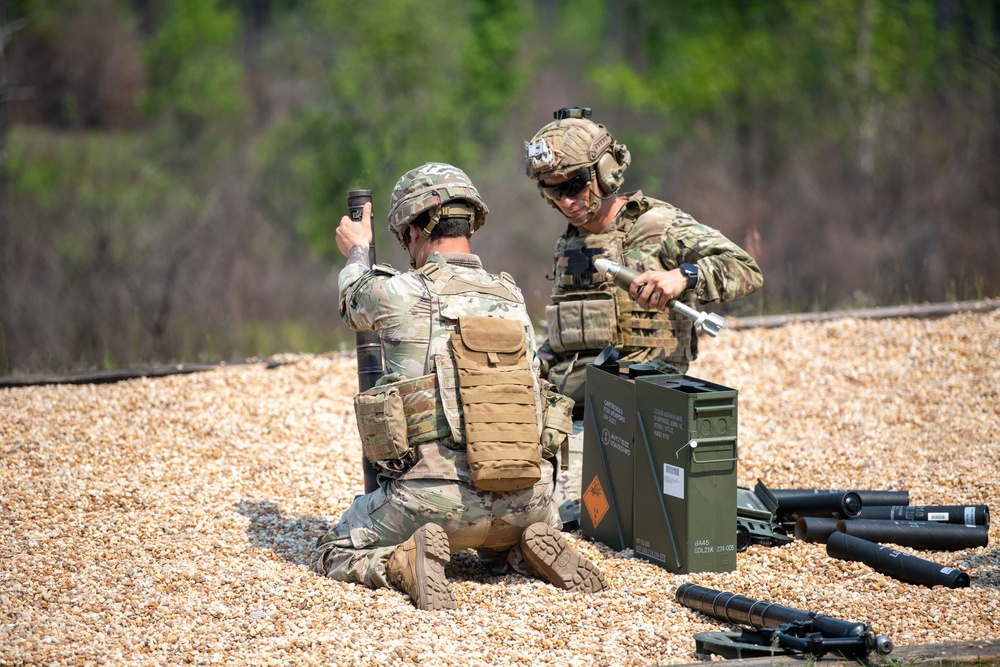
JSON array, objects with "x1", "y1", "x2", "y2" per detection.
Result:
[{"x1": 2, "y1": 310, "x2": 998, "y2": 666}]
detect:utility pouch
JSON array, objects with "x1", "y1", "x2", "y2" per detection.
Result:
[
  {"x1": 540, "y1": 379, "x2": 575, "y2": 468},
  {"x1": 452, "y1": 316, "x2": 541, "y2": 492},
  {"x1": 353, "y1": 385, "x2": 409, "y2": 463},
  {"x1": 353, "y1": 373, "x2": 450, "y2": 464},
  {"x1": 618, "y1": 298, "x2": 688, "y2": 351},
  {"x1": 545, "y1": 297, "x2": 617, "y2": 353}
]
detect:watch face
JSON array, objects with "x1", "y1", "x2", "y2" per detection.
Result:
[{"x1": 680, "y1": 263, "x2": 698, "y2": 289}]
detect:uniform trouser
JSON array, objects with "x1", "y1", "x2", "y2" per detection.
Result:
[
  {"x1": 550, "y1": 421, "x2": 584, "y2": 527},
  {"x1": 312, "y1": 465, "x2": 561, "y2": 589}
]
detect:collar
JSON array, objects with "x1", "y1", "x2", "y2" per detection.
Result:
[{"x1": 426, "y1": 252, "x2": 483, "y2": 269}]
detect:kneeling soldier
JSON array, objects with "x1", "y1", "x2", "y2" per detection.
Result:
[{"x1": 312, "y1": 163, "x2": 606, "y2": 610}]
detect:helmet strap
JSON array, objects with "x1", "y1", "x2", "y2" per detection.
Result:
[
  {"x1": 409, "y1": 209, "x2": 440, "y2": 268},
  {"x1": 560, "y1": 180, "x2": 604, "y2": 227},
  {"x1": 583, "y1": 182, "x2": 605, "y2": 223}
]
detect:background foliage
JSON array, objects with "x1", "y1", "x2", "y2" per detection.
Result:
[{"x1": 1, "y1": 0, "x2": 998, "y2": 374}]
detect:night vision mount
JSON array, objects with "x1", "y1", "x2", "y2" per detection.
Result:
[{"x1": 554, "y1": 107, "x2": 592, "y2": 120}]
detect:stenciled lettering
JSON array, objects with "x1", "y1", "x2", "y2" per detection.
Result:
[
  {"x1": 605, "y1": 431, "x2": 631, "y2": 456},
  {"x1": 653, "y1": 407, "x2": 684, "y2": 440},
  {"x1": 602, "y1": 399, "x2": 625, "y2": 426},
  {"x1": 635, "y1": 538, "x2": 666, "y2": 562}
]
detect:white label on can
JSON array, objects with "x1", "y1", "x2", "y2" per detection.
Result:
[
  {"x1": 965, "y1": 507, "x2": 976, "y2": 526},
  {"x1": 927, "y1": 512, "x2": 949, "y2": 522},
  {"x1": 663, "y1": 463, "x2": 684, "y2": 499}
]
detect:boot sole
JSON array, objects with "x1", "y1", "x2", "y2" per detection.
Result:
[
  {"x1": 412, "y1": 524, "x2": 457, "y2": 611},
  {"x1": 522, "y1": 523, "x2": 607, "y2": 593}
]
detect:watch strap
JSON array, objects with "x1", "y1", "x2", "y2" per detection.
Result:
[{"x1": 680, "y1": 263, "x2": 699, "y2": 291}]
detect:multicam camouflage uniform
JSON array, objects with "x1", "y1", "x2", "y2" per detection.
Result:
[
  {"x1": 543, "y1": 193, "x2": 764, "y2": 525},
  {"x1": 525, "y1": 112, "x2": 763, "y2": 527},
  {"x1": 313, "y1": 166, "x2": 563, "y2": 590},
  {"x1": 542, "y1": 191, "x2": 764, "y2": 397}
]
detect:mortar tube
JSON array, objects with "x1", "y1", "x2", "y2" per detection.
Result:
[
  {"x1": 675, "y1": 583, "x2": 874, "y2": 639},
  {"x1": 794, "y1": 517, "x2": 840, "y2": 543}
]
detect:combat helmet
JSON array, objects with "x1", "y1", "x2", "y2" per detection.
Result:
[
  {"x1": 525, "y1": 107, "x2": 631, "y2": 195},
  {"x1": 387, "y1": 162, "x2": 489, "y2": 255}
]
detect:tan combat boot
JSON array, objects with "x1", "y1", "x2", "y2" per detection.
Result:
[
  {"x1": 521, "y1": 522, "x2": 607, "y2": 593},
  {"x1": 385, "y1": 523, "x2": 456, "y2": 610}
]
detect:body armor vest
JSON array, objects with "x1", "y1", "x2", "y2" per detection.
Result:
[
  {"x1": 545, "y1": 199, "x2": 693, "y2": 363},
  {"x1": 354, "y1": 258, "x2": 557, "y2": 492}
]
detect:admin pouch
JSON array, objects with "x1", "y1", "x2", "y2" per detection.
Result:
[
  {"x1": 451, "y1": 315, "x2": 542, "y2": 491},
  {"x1": 353, "y1": 373, "x2": 450, "y2": 464},
  {"x1": 546, "y1": 351, "x2": 600, "y2": 405}
]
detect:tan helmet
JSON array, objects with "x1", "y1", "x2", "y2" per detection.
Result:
[
  {"x1": 387, "y1": 162, "x2": 488, "y2": 251},
  {"x1": 524, "y1": 110, "x2": 631, "y2": 195}
]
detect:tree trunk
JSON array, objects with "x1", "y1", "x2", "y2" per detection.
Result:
[
  {"x1": 1, "y1": 2, "x2": 15, "y2": 374},
  {"x1": 855, "y1": 0, "x2": 877, "y2": 205}
]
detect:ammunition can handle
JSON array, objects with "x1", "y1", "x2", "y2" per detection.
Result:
[{"x1": 689, "y1": 436, "x2": 739, "y2": 464}]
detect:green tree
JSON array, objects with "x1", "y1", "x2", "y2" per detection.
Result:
[
  {"x1": 139, "y1": 0, "x2": 250, "y2": 161},
  {"x1": 254, "y1": 0, "x2": 534, "y2": 258},
  {"x1": 131, "y1": 0, "x2": 253, "y2": 353},
  {"x1": 587, "y1": 0, "x2": 965, "y2": 186}
]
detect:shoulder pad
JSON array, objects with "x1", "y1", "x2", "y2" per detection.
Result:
[
  {"x1": 631, "y1": 198, "x2": 676, "y2": 223},
  {"x1": 371, "y1": 263, "x2": 399, "y2": 276}
]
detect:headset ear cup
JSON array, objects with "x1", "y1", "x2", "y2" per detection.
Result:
[{"x1": 595, "y1": 152, "x2": 623, "y2": 194}]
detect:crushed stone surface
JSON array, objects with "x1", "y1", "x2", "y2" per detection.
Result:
[{"x1": 2, "y1": 310, "x2": 998, "y2": 666}]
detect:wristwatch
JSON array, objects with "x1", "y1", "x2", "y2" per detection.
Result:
[{"x1": 679, "y1": 263, "x2": 699, "y2": 291}]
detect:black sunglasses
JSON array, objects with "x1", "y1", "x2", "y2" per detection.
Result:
[{"x1": 540, "y1": 169, "x2": 591, "y2": 200}]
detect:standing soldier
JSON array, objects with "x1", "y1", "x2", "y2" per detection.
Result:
[
  {"x1": 524, "y1": 109, "x2": 764, "y2": 529},
  {"x1": 313, "y1": 163, "x2": 605, "y2": 610}
]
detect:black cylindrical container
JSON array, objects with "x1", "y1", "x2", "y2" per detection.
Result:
[
  {"x1": 773, "y1": 490, "x2": 863, "y2": 520},
  {"x1": 771, "y1": 489, "x2": 909, "y2": 507},
  {"x1": 794, "y1": 517, "x2": 841, "y2": 543},
  {"x1": 627, "y1": 363, "x2": 660, "y2": 379},
  {"x1": 826, "y1": 531, "x2": 970, "y2": 588},
  {"x1": 853, "y1": 504, "x2": 989, "y2": 527},
  {"x1": 594, "y1": 345, "x2": 620, "y2": 376},
  {"x1": 835, "y1": 519, "x2": 989, "y2": 551}
]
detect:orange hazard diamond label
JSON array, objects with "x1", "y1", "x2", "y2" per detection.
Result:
[{"x1": 583, "y1": 476, "x2": 610, "y2": 528}]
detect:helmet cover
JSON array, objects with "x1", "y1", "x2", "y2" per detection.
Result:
[
  {"x1": 525, "y1": 117, "x2": 618, "y2": 181},
  {"x1": 387, "y1": 162, "x2": 488, "y2": 249}
]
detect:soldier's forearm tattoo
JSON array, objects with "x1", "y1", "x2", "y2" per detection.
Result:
[{"x1": 346, "y1": 243, "x2": 371, "y2": 267}]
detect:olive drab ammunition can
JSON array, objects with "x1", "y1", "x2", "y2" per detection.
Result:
[
  {"x1": 580, "y1": 362, "x2": 637, "y2": 550},
  {"x1": 632, "y1": 375, "x2": 739, "y2": 573}
]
